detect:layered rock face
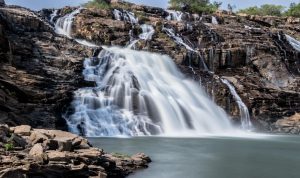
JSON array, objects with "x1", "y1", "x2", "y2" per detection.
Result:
[
  {"x1": 0, "y1": 125, "x2": 150, "y2": 177},
  {"x1": 0, "y1": 6, "x2": 93, "y2": 129},
  {"x1": 0, "y1": 1, "x2": 299, "y2": 134},
  {"x1": 56, "y1": 2, "x2": 300, "y2": 132}
]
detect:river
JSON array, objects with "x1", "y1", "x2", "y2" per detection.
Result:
[{"x1": 89, "y1": 135, "x2": 300, "y2": 178}]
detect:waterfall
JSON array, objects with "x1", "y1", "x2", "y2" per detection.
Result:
[
  {"x1": 54, "y1": 8, "x2": 82, "y2": 39},
  {"x1": 139, "y1": 24, "x2": 155, "y2": 41},
  {"x1": 285, "y1": 34, "x2": 300, "y2": 52},
  {"x1": 221, "y1": 79, "x2": 252, "y2": 130},
  {"x1": 166, "y1": 10, "x2": 183, "y2": 21},
  {"x1": 163, "y1": 27, "x2": 208, "y2": 71},
  {"x1": 50, "y1": 9, "x2": 58, "y2": 24},
  {"x1": 113, "y1": 9, "x2": 138, "y2": 25},
  {"x1": 211, "y1": 16, "x2": 218, "y2": 25},
  {"x1": 65, "y1": 47, "x2": 235, "y2": 137}
]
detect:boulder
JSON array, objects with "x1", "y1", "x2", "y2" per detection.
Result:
[
  {"x1": 273, "y1": 113, "x2": 300, "y2": 134},
  {"x1": 29, "y1": 143, "x2": 46, "y2": 163},
  {"x1": 29, "y1": 131, "x2": 48, "y2": 144},
  {"x1": 46, "y1": 151, "x2": 68, "y2": 162},
  {"x1": 14, "y1": 125, "x2": 31, "y2": 136},
  {"x1": 0, "y1": 125, "x2": 9, "y2": 142}
]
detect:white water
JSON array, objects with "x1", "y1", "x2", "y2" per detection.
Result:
[
  {"x1": 163, "y1": 27, "x2": 208, "y2": 71},
  {"x1": 75, "y1": 39, "x2": 99, "y2": 48},
  {"x1": 55, "y1": 8, "x2": 82, "y2": 38},
  {"x1": 285, "y1": 34, "x2": 300, "y2": 52},
  {"x1": 113, "y1": 9, "x2": 122, "y2": 21},
  {"x1": 221, "y1": 79, "x2": 252, "y2": 130},
  {"x1": 50, "y1": 9, "x2": 58, "y2": 24},
  {"x1": 66, "y1": 47, "x2": 236, "y2": 137},
  {"x1": 212, "y1": 16, "x2": 218, "y2": 25},
  {"x1": 166, "y1": 10, "x2": 183, "y2": 21},
  {"x1": 113, "y1": 9, "x2": 138, "y2": 25},
  {"x1": 139, "y1": 24, "x2": 155, "y2": 41}
]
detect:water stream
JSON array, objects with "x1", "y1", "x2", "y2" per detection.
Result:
[
  {"x1": 51, "y1": 8, "x2": 255, "y2": 137},
  {"x1": 221, "y1": 79, "x2": 252, "y2": 130}
]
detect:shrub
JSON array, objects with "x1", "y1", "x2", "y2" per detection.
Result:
[
  {"x1": 238, "y1": 4, "x2": 285, "y2": 17},
  {"x1": 84, "y1": 0, "x2": 111, "y2": 9},
  {"x1": 285, "y1": 3, "x2": 300, "y2": 17},
  {"x1": 169, "y1": 0, "x2": 222, "y2": 14},
  {"x1": 4, "y1": 143, "x2": 14, "y2": 151}
]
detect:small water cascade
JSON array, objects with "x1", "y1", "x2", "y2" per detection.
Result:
[
  {"x1": 50, "y1": 9, "x2": 58, "y2": 24},
  {"x1": 139, "y1": 24, "x2": 155, "y2": 41},
  {"x1": 285, "y1": 34, "x2": 300, "y2": 52},
  {"x1": 211, "y1": 16, "x2": 218, "y2": 25},
  {"x1": 55, "y1": 8, "x2": 82, "y2": 39},
  {"x1": 163, "y1": 27, "x2": 208, "y2": 71},
  {"x1": 221, "y1": 79, "x2": 252, "y2": 130},
  {"x1": 65, "y1": 47, "x2": 236, "y2": 137},
  {"x1": 166, "y1": 10, "x2": 183, "y2": 21}
]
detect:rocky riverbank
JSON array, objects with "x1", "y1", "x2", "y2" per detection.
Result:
[{"x1": 0, "y1": 125, "x2": 151, "y2": 178}]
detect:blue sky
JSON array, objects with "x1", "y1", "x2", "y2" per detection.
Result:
[{"x1": 5, "y1": 0, "x2": 299, "y2": 10}]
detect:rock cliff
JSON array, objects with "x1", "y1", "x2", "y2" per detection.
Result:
[{"x1": 0, "y1": 1, "x2": 299, "y2": 134}]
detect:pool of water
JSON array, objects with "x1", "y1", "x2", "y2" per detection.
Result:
[{"x1": 89, "y1": 135, "x2": 300, "y2": 178}]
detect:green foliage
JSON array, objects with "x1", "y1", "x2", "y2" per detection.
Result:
[
  {"x1": 111, "y1": 152, "x2": 130, "y2": 158},
  {"x1": 238, "y1": 4, "x2": 285, "y2": 16},
  {"x1": 84, "y1": 0, "x2": 111, "y2": 9},
  {"x1": 285, "y1": 3, "x2": 300, "y2": 17},
  {"x1": 4, "y1": 134, "x2": 14, "y2": 151},
  {"x1": 169, "y1": 0, "x2": 221, "y2": 14},
  {"x1": 4, "y1": 143, "x2": 14, "y2": 151}
]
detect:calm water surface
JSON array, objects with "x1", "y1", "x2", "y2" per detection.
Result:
[{"x1": 89, "y1": 135, "x2": 300, "y2": 178}]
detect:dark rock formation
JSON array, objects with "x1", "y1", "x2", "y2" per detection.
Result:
[
  {"x1": 62, "y1": 3, "x2": 300, "y2": 133},
  {"x1": 0, "y1": 1, "x2": 299, "y2": 134},
  {"x1": 0, "y1": 0, "x2": 4, "y2": 7},
  {"x1": 0, "y1": 6, "x2": 93, "y2": 130},
  {"x1": 0, "y1": 125, "x2": 151, "y2": 178}
]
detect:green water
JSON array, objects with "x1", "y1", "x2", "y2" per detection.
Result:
[{"x1": 89, "y1": 135, "x2": 300, "y2": 178}]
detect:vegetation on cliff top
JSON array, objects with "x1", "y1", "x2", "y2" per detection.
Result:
[
  {"x1": 238, "y1": 3, "x2": 300, "y2": 17},
  {"x1": 169, "y1": 0, "x2": 222, "y2": 14},
  {"x1": 84, "y1": 0, "x2": 111, "y2": 9},
  {"x1": 238, "y1": 4, "x2": 285, "y2": 17}
]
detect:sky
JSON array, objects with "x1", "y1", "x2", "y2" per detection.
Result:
[{"x1": 5, "y1": 0, "x2": 300, "y2": 11}]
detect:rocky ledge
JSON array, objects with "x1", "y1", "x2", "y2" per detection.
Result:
[{"x1": 0, "y1": 125, "x2": 151, "y2": 178}]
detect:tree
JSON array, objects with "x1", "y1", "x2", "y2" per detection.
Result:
[
  {"x1": 227, "y1": 4, "x2": 236, "y2": 13},
  {"x1": 285, "y1": 3, "x2": 300, "y2": 17},
  {"x1": 238, "y1": 4, "x2": 285, "y2": 16},
  {"x1": 169, "y1": 0, "x2": 220, "y2": 14}
]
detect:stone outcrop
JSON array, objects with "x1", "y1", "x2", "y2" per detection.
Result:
[
  {"x1": 0, "y1": 1, "x2": 299, "y2": 134},
  {"x1": 272, "y1": 113, "x2": 300, "y2": 134},
  {"x1": 0, "y1": 125, "x2": 151, "y2": 177},
  {"x1": 59, "y1": 2, "x2": 300, "y2": 133},
  {"x1": 0, "y1": 6, "x2": 93, "y2": 129}
]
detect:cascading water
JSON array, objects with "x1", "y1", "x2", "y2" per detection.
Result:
[
  {"x1": 55, "y1": 8, "x2": 82, "y2": 38},
  {"x1": 285, "y1": 34, "x2": 300, "y2": 52},
  {"x1": 221, "y1": 79, "x2": 252, "y2": 130},
  {"x1": 139, "y1": 24, "x2": 155, "y2": 41},
  {"x1": 65, "y1": 47, "x2": 236, "y2": 137},
  {"x1": 211, "y1": 16, "x2": 218, "y2": 25},
  {"x1": 54, "y1": 8, "x2": 98, "y2": 48},
  {"x1": 166, "y1": 10, "x2": 183, "y2": 21},
  {"x1": 163, "y1": 27, "x2": 208, "y2": 71},
  {"x1": 50, "y1": 9, "x2": 58, "y2": 24}
]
